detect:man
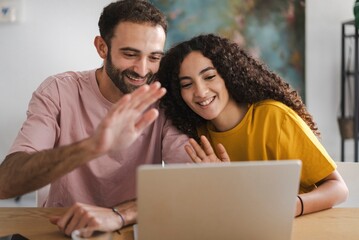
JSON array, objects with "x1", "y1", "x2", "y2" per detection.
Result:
[{"x1": 0, "y1": 0, "x2": 190, "y2": 237}]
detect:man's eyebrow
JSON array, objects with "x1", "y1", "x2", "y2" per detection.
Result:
[
  {"x1": 120, "y1": 47, "x2": 141, "y2": 53},
  {"x1": 120, "y1": 47, "x2": 164, "y2": 55},
  {"x1": 153, "y1": 51, "x2": 165, "y2": 56}
]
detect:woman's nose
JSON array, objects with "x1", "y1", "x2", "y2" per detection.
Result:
[{"x1": 194, "y1": 82, "x2": 209, "y2": 97}]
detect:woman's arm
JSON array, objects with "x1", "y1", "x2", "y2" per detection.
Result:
[{"x1": 295, "y1": 170, "x2": 348, "y2": 217}]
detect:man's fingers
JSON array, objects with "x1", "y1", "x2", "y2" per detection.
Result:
[
  {"x1": 75, "y1": 228, "x2": 112, "y2": 239},
  {"x1": 63, "y1": 209, "x2": 85, "y2": 236},
  {"x1": 135, "y1": 82, "x2": 166, "y2": 110},
  {"x1": 110, "y1": 83, "x2": 165, "y2": 120},
  {"x1": 74, "y1": 213, "x2": 93, "y2": 235},
  {"x1": 77, "y1": 227, "x2": 96, "y2": 238},
  {"x1": 124, "y1": 82, "x2": 166, "y2": 112},
  {"x1": 134, "y1": 109, "x2": 159, "y2": 132},
  {"x1": 72, "y1": 228, "x2": 95, "y2": 239},
  {"x1": 49, "y1": 216, "x2": 60, "y2": 225},
  {"x1": 104, "y1": 94, "x2": 132, "y2": 125},
  {"x1": 55, "y1": 204, "x2": 85, "y2": 236},
  {"x1": 55, "y1": 206, "x2": 76, "y2": 233}
]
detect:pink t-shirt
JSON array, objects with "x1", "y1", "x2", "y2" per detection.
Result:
[{"x1": 8, "y1": 69, "x2": 191, "y2": 207}]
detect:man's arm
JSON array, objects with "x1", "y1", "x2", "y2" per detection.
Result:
[
  {"x1": 49, "y1": 200, "x2": 137, "y2": 237},
  {"x1": 0, "y1": 139, "x2": 99, "y2": 198},
  {"x1": 0, "y1": 83, "x2": 166, "y2": 199}
]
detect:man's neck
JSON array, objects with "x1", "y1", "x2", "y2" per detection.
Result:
[{"x1": 95, "y1": 68, "x2": 124, "y2": 103}]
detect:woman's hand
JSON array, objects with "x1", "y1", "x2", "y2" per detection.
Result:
[{"x1": 185, "y1": 135, "x2": 230, "y2": 163}]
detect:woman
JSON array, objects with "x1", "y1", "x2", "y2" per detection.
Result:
[{"x1": 158, "y1": 34, "x2": 348, "y2": 217}]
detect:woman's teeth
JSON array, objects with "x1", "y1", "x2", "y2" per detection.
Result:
[{"x1": 198, "y1": 97, "x2": 214, "y2": 106}]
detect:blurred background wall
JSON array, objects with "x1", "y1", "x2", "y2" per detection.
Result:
[{"x1": 0, "y1": 0, "x2": 355, "y2": 162}]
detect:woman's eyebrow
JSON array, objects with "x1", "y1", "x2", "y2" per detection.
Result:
[
  {"x1": 199, "y1": 66, "x2": 216, "y2": 75},
  {"x1": 179, "y1": 66, "x2": 216, "y2": 81},
  {"x1": 179, "y1": 76, "x2": 191, "y2": 81}
]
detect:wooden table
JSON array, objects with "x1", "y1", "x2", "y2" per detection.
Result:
[
  {"x1": 0, "y1": 208, "x2": 133, "y2": 240},
  {"x1": 0, "y1": 207, "x2": 359, "y2": 239},
  {"x1": 291, "y1": 208, "x2": 359, "y2": 240}
]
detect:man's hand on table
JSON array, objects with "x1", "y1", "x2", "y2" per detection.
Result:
[{"x1": 49, "y1": 203, "x2": 123, "y2": 237}]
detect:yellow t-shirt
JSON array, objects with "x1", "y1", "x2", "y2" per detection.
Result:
[{"x1": 197, "y1": 100, "x2": 336, "y2": 193}]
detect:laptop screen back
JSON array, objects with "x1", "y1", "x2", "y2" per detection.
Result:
[{"x1": 137, "y1": 160, "x2": 301, "y2": 240}]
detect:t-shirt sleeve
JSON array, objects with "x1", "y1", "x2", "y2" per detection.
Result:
[
  {"x1": 8, "y1": 77, "x2": 61, "y2": 154},
  {"x1": 160, "y1": 110, "x2": 192, "y2": 164},
  {"x1": 278, "y1": 109, "x2": 336, "y2": 192}
]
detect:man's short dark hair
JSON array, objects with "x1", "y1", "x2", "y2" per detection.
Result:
[{"x1": 98, "y1": 0, "x2": 167, "y2": 46}]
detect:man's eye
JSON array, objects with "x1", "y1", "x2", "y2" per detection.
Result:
[
  {"x1": 150, "y1": 55, "x2": 162, "y2": 61},
  {"x1": 124, "y1": 53, "x2": 137, "y2": 57}
]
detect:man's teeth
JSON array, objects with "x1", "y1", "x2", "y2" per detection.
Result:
[
  {"x1": 198, "y1": 97, "x2": 214, "y2": 106},
  {"x1": 127, "y1": 75, "x2": 144, "y2": 81}
]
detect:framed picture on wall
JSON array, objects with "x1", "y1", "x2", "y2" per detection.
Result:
[{"x1": 153, "y1": 0, "x2": 305, "y2": 100}]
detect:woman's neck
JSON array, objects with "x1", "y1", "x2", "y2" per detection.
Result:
[{"x1": 211, "y1": 100, "x2": 249, "y2": 132}]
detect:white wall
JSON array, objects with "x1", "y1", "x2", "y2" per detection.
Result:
[
  {"x1": 306, "y1": 0, "x2": 354, "y2": 162},
  {"x1": 0, "y1": 0, "x2": 356, "y2": 162},
  {"x1": 0, "y1": 0, "x2": 112, "y2": 159}
]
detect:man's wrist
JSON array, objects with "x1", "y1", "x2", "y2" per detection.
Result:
[{"x1": 112, "y1": 207, "x2": 126, "y2": 228}]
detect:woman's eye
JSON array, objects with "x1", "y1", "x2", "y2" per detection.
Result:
[
  {"x1": 180, "y1": 83, "x2": 192, "y2": 89},
  {"x1": 205, "y1": 75, "x2": 215, "y2": 80}
]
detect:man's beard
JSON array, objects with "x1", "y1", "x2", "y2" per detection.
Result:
[{"x1": 105, "y1": 53, "x2": 156, "y2": 94}]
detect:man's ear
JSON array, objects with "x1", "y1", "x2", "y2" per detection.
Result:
[{"x1": 94, "y1": 36, "x2": 108, "y2": 59}]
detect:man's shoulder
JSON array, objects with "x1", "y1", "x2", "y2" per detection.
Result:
[
  {"x1": 36, "y1": 69, "x2": 96, "y2": 94},
  {"x1": 52, "y1": 69, "x2": 93, "y2": 79}
]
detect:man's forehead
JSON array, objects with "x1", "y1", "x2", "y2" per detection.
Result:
[{"x1": 112, "y1": 22, "x2": 166, "y2": 54}]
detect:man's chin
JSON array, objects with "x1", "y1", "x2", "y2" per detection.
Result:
[
  {"x1": 118, "y1": 79, "x2": 150, "y2": 93},
  {"x1": 125, "y1": 83, "x2": 145, "y2": 93}
]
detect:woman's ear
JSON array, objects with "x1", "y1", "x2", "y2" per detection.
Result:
[{"x1": 94, "y1": 36, "x2": 108, "y2": 59}]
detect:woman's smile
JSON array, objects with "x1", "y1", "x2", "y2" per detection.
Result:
[{"x1": 197, "y1": 96, "x2": 215, "y2": 107}]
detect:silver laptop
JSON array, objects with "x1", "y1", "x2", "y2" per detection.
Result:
[{"x1": 136, "y1": 160, "x2": 301, "y2": 240}]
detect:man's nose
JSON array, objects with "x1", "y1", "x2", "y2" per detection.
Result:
[{"x1": 133, "y1": 58, "x2": 149, "y2": 77}]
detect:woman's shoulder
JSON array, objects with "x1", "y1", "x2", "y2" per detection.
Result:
[
  {"x1": 252, "y1": 99, "x2": 302, "y2": 120},
  {"x1": 253, "y1": 99, "x2": 307, "y2": 130},
  {"x1": 252, "y1": 99, "x2": 292, "y2": 114}
]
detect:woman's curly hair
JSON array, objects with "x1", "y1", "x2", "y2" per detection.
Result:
[{"x1": 158, "y1": 34, "x2": 319, "y2": 141}]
